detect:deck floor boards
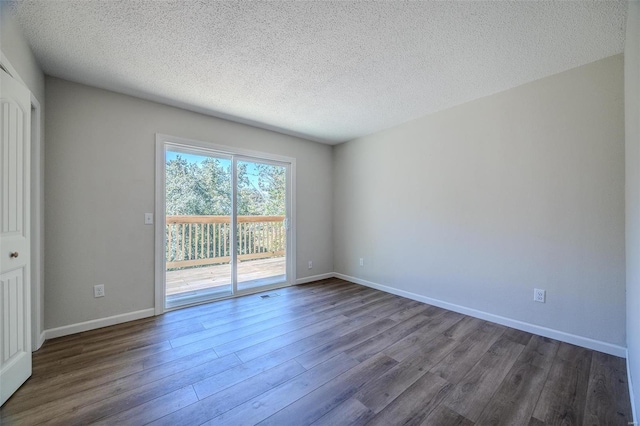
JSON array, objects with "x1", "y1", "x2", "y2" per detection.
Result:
[
  {"x1": 166, "y1": 257, "x2": 285, "y2": 296},
  {"x1": 0, "y1": 278, "x2": 633, "y2": 425}
]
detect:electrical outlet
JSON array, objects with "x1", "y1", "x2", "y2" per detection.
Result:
[
  {"x1": 94, "y1": 284, "x2": 105, "y2": 298},
  {"x1": 359, "y1": 258, "x2": 364, "y2": 267},
  {"x1": 534, "y1": 288, "x2": 545, "y2": 303},
  {"x1": 308, "y1": 260, "x2": 313, "y2": 269}
]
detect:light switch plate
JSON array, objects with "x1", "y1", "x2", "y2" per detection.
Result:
[{"x1": 144, "y1": 213, "x2": 153, "y2": 225}]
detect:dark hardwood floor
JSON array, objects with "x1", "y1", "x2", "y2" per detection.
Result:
[{"x1": 0, "y1": 278, "x2": 633, "y2": 425}]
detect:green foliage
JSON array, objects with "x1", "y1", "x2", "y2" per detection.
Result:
[
  {"x1": 256, "y1": 163, "x2": 286, "y2": 215},
  {"x1": 165, "y1": 154, "x2": 287, "y2": 267},
  {"x1": 165, "y1": 155, "x2": 286, "y2": 216}
]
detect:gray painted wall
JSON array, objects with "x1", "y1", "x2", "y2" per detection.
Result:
[
  {"x1": 44, "y1": 77, "x2": 333, "y2": 329},
  {"x1": 625, "y1": 0, "x2": 640, "y2": 418},
  {"x1": 0, "y1": 3, "x2": 44, "y2": 102},
  {"x1": 333, "y1": 55, "x2": 625, "y2": 347}
]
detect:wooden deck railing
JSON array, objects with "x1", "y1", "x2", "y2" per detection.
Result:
[{"x1": 166, "y1": 215, "x2": 286, "y2": 269}]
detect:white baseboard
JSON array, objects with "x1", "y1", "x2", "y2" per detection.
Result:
[
  {"x1": 36, "y1": 331, "x2": 45, "y2": 350},
  {"x1": 296, "y1": 273, "x2": 335, "y2": 285},
  {"x1": 31, "y1": 328, "x2": 45, "y2": 352},
  {"x1": 334, "y1": 273, "x2": 627, "y2": 358},
  {"x1": 43, "y1": 308, "x2": 155, "y2": 340},
  {"x1": 38, "y1": 274, "x2": 627, "y2": 359},
  {"x1": 628, "y1": 351, "x2": 638, "y2": 425}
]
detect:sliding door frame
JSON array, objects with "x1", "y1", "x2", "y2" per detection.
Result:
[{"x1": 154, "y1": 133, "x2": 296, "y2": 315}]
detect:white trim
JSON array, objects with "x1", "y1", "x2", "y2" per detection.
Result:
[
  {"x1": 154, "y1": 136, "x2": 166, "y2": 315},
  {"x1": 156, "y1": 133, "x2": 297, "y2": 164},
  {"x1": 628, "y1": 350, "x2": 638, "y2": 425},
  {"x1": 43, "y1": 309, "x2": 155, "y2": 340},
  {"x1": 289, "y1": 161, "x2": 297, "y2": 290},
  {"x1": 296, "y1": 273, "x2": 334, "y2": 285},
  {"x1": 0, "y1": 52, "x2": 26, "y2": 86},
  {"x1": 29, "y1": 95, "x2": 43, "y2": 351},
  {"x1": 334, "y1": 273, "x2": 627, "y2": 358},
  {"x1": 37, "y1": 331, "x2": 45, "y2": 350},
  {"x1": 231, "y1": 156, "x2": 238, "y2": 292}
]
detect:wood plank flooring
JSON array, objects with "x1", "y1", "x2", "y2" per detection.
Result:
[{"x1": 0, "y1": 278, "x2": 633, "y2": 425}]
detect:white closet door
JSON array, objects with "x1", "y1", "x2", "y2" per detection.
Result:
[{"x1": 0, "y1": 68, "x2": 32, "y2": 406}]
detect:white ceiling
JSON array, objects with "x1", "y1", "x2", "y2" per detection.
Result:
[{"x1": 9, "y1": 1, "x2": 628, "y2": 144}]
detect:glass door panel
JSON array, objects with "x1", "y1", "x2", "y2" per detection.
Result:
[
  {"x1": 165, "y1": 148, "x2": 233, "y2": 308},
  {"x1": 236, "y1": 159, "x2": 287, "y2": 292}
]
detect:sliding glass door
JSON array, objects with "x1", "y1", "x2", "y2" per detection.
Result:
[
  {"x1": 236, "y1": 159, "x2": 287, "y2": 292},
  {"x1": 158, "y1": 137, "x2": 293, "y2": 310},
  {"x1": 164, "y1": 148, "x2": 233, "y2": 307}
]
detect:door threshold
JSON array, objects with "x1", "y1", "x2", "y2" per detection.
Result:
[
  {"x1": 238, "y1": 274, "x2": 286, "y2": 292},
  {"x1": 164, "y1": 279, "x2": 290, "y2": 311},
  {"x1": 166, "y1": 287, "x2": 233, "y2": 309}
]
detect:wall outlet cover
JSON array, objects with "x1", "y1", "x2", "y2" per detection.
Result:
[{"x1": 94, "y1": 284, "x2": 105, "y2": 298}]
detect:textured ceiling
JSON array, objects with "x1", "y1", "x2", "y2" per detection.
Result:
[{"x1": 8, "y1": 1, "x2": 628, "y2": 144}]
